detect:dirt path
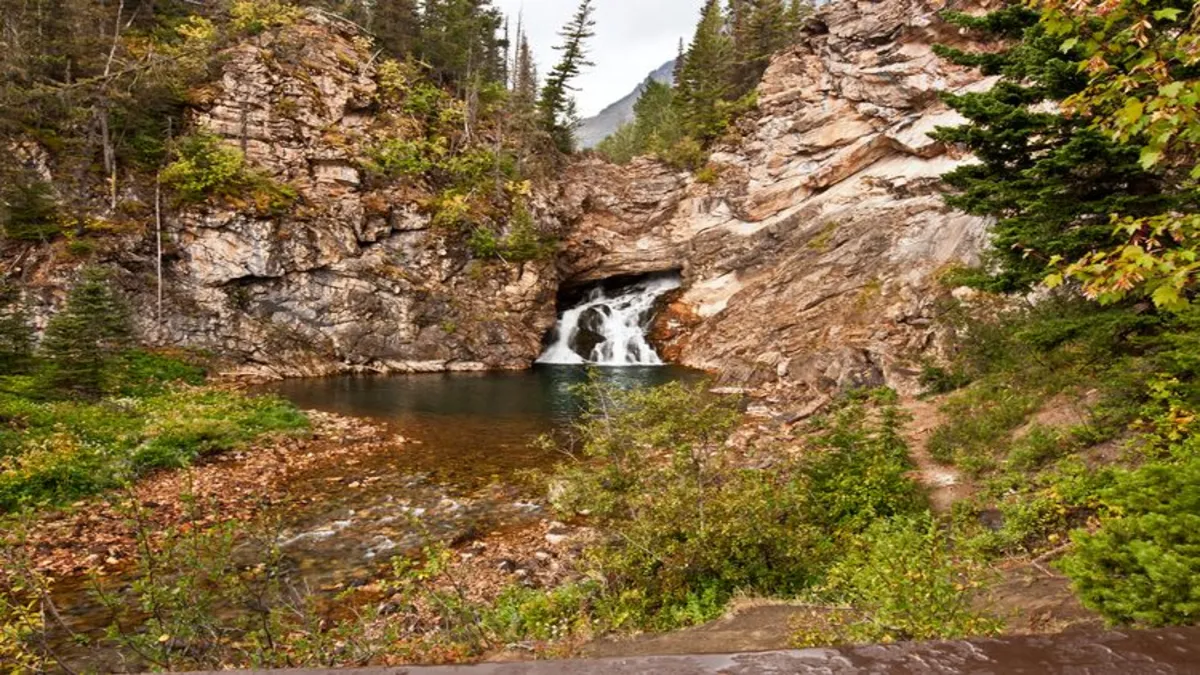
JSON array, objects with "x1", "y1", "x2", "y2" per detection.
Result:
[{"x1": 898, "y1": 396, "x2": 975, "y2": 514}]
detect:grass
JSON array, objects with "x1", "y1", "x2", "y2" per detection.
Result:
[
  {"x1": 923, "y1": 296, "x2": 1200, "y2": 562},
  {"x1": 0, "y1": 383, "x2": 308, "y2": 513}
]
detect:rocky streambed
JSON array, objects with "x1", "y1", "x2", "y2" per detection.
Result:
[{"x1": 35, "y1": 366, "x2": 698, "y2": 671}]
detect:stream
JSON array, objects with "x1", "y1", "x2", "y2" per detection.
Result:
[
  {"x1": 265, "y1": 365, "x2": 701, "y2": 583},
  {"x1": 46, "y1": 273, "x2": 697, "y2": 671}
]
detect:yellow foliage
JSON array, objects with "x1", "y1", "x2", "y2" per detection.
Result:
[{"x1": 230, "y1": 0, "x2": 303, "y2": 34}]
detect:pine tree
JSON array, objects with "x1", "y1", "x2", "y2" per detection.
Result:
[
  {"x1": 0, "y1": 282, "x2": 33, "y2": 375},
  {"x1": 419, "y1": 0, "x2": 505, "y2": 90},
  {"x1": 0, "y1": 175, "x2": 61, "y2": 243},
  {"x1": 373, "y1": 0, "x2": 420, "y2": 59},
  {"x1": 538, "y1": 0, "x2": 596, "y2": 154},
  {"x1": 726, "y1": 0, "x2": 801, "y2": 97},
  {"x1": 38, "y1": 268, "x2": 133, "y2": 399},
  {"x1": 931, "y1": 7, "x2": 1177, "y2": 292},
  {"x1": 785, "y1": 0, "x2": 810, "y2": 29},
  {"x1": 508, "y1": 31, "x2": 542, "y2": 161},
  {"x1": 676, "y1": 0, "x2": 732, "y2": 142},
  {"x1": 739, "y1": 0, "x2": 791, "y2": 95},
  {"x1": 671, "y1": 38, "x2": 686, "y2": 85},
  {"x1": 596, "y1": 79, "x2": 682, "y2": 164}
]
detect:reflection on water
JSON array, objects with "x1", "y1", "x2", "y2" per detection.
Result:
[
  {"x1": 272, "y1": 365, "x2": 701, "y2": 423},
  {"x1": 268, "y1": 365, "x2": 703, "y2": 484}
]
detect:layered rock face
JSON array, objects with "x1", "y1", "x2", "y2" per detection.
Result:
[
  {"x1": 560, "y1": 0, "x2": 995, "y2": 398},
  {"x1": 9, "y1": 0, "x2": 993, "y2": 387},
  {"x1": 154, "y1": 13, "x2": 558, "y2": 377}
]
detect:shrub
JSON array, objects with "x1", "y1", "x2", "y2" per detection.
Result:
[
  {"x1": 547, "y1": 379, "x2": 821, "y2": 628},
  {"x1": 802, "y1": 391, "x2": 925, "y2": 534},
  {"x1": 547, "y1": 382, "x2": 924, "y2": 631},
  {"x1": 161, "y1": 134, "x2": 297, "y2": 212},
  {"x1": 467, "y1": 201, "x2": 554, "y2": 262},
  {"x1": 161, "y1": 133, "x2": 248, "y2": 203},
  {"x1": 230, "y1": 0, "x2": 302, "y2": 35},
  {"x1": 1060, "y1": 459, "x2": 1200, "y2": 626},
  {"x1": 694, "y1": 164, "x2": 721, "y2": 185},
  {"x1": 792, "y1": 515, "x2": 1002, "y2": 646},
  {"x1": 376, "y1": 59, "x2": 417, "y2": 105},
  {"x1": 363, "y1": 137, "x2": 443, "y2": 178},
  {"x1": 658, "y1": 136, "x2": 707, "y2": 171},
  {"x1": 918, "y1": 363, "x2": 970, "y2": 395},
  {"x1": 926, "y1": 382, "x2": 1040, "y2": 474}
]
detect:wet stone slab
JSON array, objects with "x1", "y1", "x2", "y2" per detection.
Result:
[{"x1": 184, "y1": 627, "x2": 1200, "y2": 674}]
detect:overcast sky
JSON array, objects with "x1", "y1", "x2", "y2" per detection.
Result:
[{"x1": 494, "y1": 0, "x2": 706, "y2": 117}]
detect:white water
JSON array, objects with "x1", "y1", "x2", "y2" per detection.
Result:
[{"x1": 537, "y1": 275, "x2": 681, "y2": 366}]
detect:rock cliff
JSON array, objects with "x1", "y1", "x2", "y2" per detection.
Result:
[
  {"x1": 7, "y1": 0, "x2": 996, "y2": 389},
  {"x1": 560, "y1": 0, "x2": 996, "y2": 399},
  {"x1": 155, "y1": 13, "x2": 560, "y2": 377}
]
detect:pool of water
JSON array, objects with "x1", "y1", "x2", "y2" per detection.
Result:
[
  {"x1": 257, "y1": 365, "x2": 706, "y2": 586},
  {"x1": 267, "y1": 365, "x2": 703, "y2": 485}
]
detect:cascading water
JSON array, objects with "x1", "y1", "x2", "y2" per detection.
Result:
[{"x1": 537, "y1": 274, "x2": 681, "y2": 366}]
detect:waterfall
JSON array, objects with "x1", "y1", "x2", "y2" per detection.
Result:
[{"x1": 537, "y1": 274, "x2": 681, "y2": 367}]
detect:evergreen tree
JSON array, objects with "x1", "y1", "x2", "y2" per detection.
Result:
[
  {"x1": 508, "y1": 31, "x2": 543, "y2": 160},
  {"x1": 0, "y1": 282, "x2": 33, "y2": 375},
  {"x1": 736, "y1": 0, "x2": 791, "y2": 96},
  {"x1": 419, "y1": 0, "x2": 505, "y2": 90},
  {"x1": 512, "y1": 35, "x2": 539, "y2": 105},
  {"x1": 0, "y1": 175, "x2": 61, "y2": 243},
  {"x1": 538, "y1": 0, "x2": 596, "y2": 153},
  {"x1": 675, "y1": 0, "x2": 733, "y2": 142},
  {"x1": 672, "y1": 38, "x2": 686, "y2": 84},
  {"x1": 38, "y1": 268, "x2": 133, "y2": 399},
  {"x1": 596, "y1": 79, "x2": 682, "y2": 164},
  {"x1": 373, "y1": 0, "x2": 420, "y2": 59},
  {"x1": 931, "y1": 7, "x2": 1178, "y2": 292},
  {"x1": 786, "y1": 0, "x2": 810, "y2": 27}
]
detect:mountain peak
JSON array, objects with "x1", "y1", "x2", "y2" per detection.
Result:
[{"x1": 574, "y1": 59, "x2": 676, "y2": 149}]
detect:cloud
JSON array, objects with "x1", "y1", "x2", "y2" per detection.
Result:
[{"x1": 494, "y1": 0, "x2": 704, "y2": 116}]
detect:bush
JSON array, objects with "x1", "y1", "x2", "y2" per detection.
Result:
[
  {"x1": 161, "y1": 133, "x2": 248, "y2": 203},
  {"x1": 161, "y1": 133, "x2": 297, "y2": 211},
  {"x1": 230, "y1": 0, "x2": 302, "y2": 34},
  {"x1": 363, "y1": 137, "x2": 443, "y2": 178},
  {"x1": 546, "y1": 381, "x2": 925, "y2": 631},
  {"x1": 802, "y1": 390, "x2": 925, "y2": 534},
  {"x1": 466, "y1": 201, "x2": 554, "y2": 262},
  {"x1": 1060, "y1": 459, "x2": 1200, "y2": 626},
  {"x1": 547, "y1": 379, "x2": 818, "y2": 628},
  {"x1": 793, "y1": 515, "x2": 1002, "y2": 646},
  {"x1": 926, "y1": 383, "x2": 1040, "y2": 475},
  {"x1": 658, "y1": 136, "x2": 707, "y2": 171}
]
